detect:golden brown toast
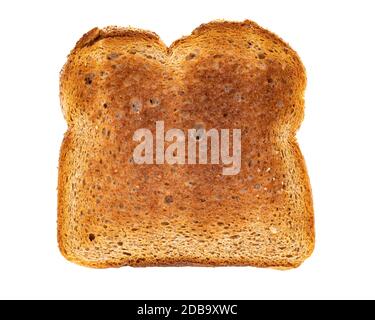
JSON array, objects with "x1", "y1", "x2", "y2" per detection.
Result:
[{"x1": 58, "y1": 20, "x2": 314, "y2": 268}]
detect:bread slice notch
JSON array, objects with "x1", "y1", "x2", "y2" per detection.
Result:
[{"x1": 59, "y1": 20, "x2": 314, "y2": 268}]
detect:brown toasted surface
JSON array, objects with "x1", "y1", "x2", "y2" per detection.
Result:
[{"x1": 58, "y1": 20, "x2": 314, "y2": 268}]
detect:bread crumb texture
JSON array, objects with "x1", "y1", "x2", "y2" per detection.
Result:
[{"x1": 58, "y1": 20, "x2": 314, "y2": 268}]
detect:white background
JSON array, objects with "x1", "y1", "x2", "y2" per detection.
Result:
[{"x1": 0, "y1": 0, "x2": 374, "y2": 300}]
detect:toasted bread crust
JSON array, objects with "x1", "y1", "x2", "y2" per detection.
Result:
[{"x1": 58, "y1": 20, "x2": 314, "y2": 269}]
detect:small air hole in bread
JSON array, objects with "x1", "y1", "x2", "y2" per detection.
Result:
[
  {"x1": 107, "y1": 53, "x2": 119, "y2": 60},
  {"x1": 165, "y1": 195, "x2": 174, "y2": 204},
  {"x1": 149, "y1": 98, "x2": 160, "y2": 106},
  {"x1": 130, "y1": 98, "x2": 142, "y2": 113},
  {"x1": 84, "y1": 73, "x2": 94, "y2": 85},
  {"x1": 258, "y1": 52, "x2": 266, "y2": 59},
  {"x1": 186, "y1": 53, "x2": 196, "y2": 60}
]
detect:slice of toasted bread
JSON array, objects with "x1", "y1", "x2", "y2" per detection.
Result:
[{"x1": 58, "y1": 20, "x2": 314, "y2": 268}]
